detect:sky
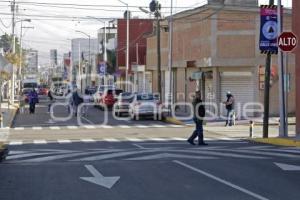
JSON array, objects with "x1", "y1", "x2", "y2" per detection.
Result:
[{"x1": 0, "y1": 0, "x2": 293, "y2": 65}]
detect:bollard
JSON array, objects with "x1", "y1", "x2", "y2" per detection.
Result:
[{"x1": 249, "y1": 120, "x2": 254, "y2": 138}]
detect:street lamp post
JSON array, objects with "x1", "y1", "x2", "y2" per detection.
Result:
[
  {"x1": 118, "y1": 0, "x2": 129, "y2": 91},
  {"x1": 75, "y1": 30, "x2": 91, "y2": 90}
]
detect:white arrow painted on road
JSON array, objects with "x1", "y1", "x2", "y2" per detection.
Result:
[
  {"x1": 274, "y1": 162, "x2": 300, "y2": 171},
  {"x1": 80, "y1": 165, "x2": 120, "y2": 189}
]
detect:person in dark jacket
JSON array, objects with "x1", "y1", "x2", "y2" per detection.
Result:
[
  {"x1": 29, "y1": 88, "x2": 38, "y2": 114},
  {"x1": 223, "y1": 91, "x2": 235, "y2": 126},
  {"x1": 72, "y1": 88, "x2": 83, "y2": 116},
  {"x1": 47, "y1": 90, "x2": 54, "y2": 113},
  {"x1": 187, "y1": 91, "x2": 207, "y2": 145}
]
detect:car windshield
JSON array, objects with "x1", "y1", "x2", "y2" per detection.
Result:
[{"x1": 137, "y1": 94, "x2": 154, "y2": 101}]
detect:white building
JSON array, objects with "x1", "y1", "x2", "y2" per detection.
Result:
[{"x1": 25, "y1": 49, "x2": 38, "y2": 75}]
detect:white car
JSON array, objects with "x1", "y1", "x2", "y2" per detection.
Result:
[{"x1": 129, "y1": 93, "x2": 166, "y2": 120}]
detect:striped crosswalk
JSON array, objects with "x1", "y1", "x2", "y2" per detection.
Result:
[
  {"x1": 11, "y1": 123, "x2": 189, "y2": 131},
  {"x1": 7, "y1": 137, "x2": 242, "y2": 146}
]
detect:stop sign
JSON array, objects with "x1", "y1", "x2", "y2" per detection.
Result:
[{"x1": 278, "y1": 32, "x2": 298, "y2": 52}]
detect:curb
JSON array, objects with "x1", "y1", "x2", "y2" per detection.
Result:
[
  {"x1": 250, "y1": 137, "x2": 300, "y2": 147},
  {"x1": 164, "y1": 117, "x2": 185, "y2": 125},
  {"x1": 0, "y1": 143, "x2": 9, "y2": 162}
]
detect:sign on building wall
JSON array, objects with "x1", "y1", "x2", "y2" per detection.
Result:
[{"x1": 259, "y1": 5, "x2": 280, "y2": 54}]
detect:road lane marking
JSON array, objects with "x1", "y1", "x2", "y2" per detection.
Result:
[
  {"x1": 104, "y1": 138, "x2": 119, "y2": 142},
  {"x1": 84, "y1": 125, "x2": 96, "y2": 129},
  {"x1": 33, "y1": 140, "x2": 47, "y2": 144},
  {"x1": 71, "y1": 149, "x2": 162, "y2": 161},
  {"x1": 67, "y1": 126, "x2": 78, "y2": 129},
  {"x1": 14, "y1": 127, "x2": 25, "y2": 131},
  {"x1": 32, "y1": 127, "x2": 43, "y2": 130},
  {"x1": 126, "y1": 138, "x2": 143, "y2": 142},
  {"x1": 134, "y1": 125, "x2": 149, "y2": 128},
  {"x1": 57, "y1": 139, "x2": 71, "y2": 144},
  {"x1": 149, "y1": 124, "x2": 166, "y2": 128},
  {"x1": 171, "y1": 137, "x2": 186, "y2": 141},
  {"x1": 98, "y1": 125, "x2": 113, "y2": 129},
  {"x1": 222, "y1": 149, "x2": 300, "y2": 158},
  {"x1": 81, "y1": 139, "x2": 95, "y2": 143},
  {"x1": 169, "y1": 149, "x2": 267, "y2": 159},
  {"x1": 6, "y1": 152, "x2": 56, "y2": 160},
  {"x1": 127, "y1": 153, "x2": 217, "y2": 161},
  {"x1": 167, "y1": 125, "x2": 185, "y2": 128},
  {"x1": 9, "y1": 141, "x2": 23, "y2": 145},
  {"x1": 174, "y1": 160, "x2": 269, "y2": 200},
  {"x1": 49, "y1": 126, "x2": 61, "y2": 130},
  {"x1": 149, "y1": 138, "x2": 169, "y2": 141},
  {"x1": 117, "y1": 125, "x2": 131, "y2": 129}
]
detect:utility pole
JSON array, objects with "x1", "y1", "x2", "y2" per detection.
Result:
[
  {"x1": 10, "y1": 0, "x2": 16, "y2": 104},
  {"x1": 168, "y1": 0, "x2": 174, "y2": 113},
  {"x1": 262, "y1": 0, "x2": 275, "y2": 138},
  {"x1": 150, "y1": 0, "x2": 162, "y2": 101},
  {"x1": 277, "y1": 0, "x2": 287, "y2": 137}
]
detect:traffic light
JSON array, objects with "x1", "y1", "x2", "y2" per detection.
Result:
[{"x1": 149, "y1": 0, "x2": 157, "y2": 12}]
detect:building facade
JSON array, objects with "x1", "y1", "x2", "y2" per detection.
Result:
[
  {"x1": 117, "y1": 19, "x2": 153, "y2": 92},
  {"x1": 146, "y1": 0, "x2": 295, "y2": 119},
  {"x1": 25, "y1": 49, "x2": 38, "y2": 75},
  {"x1": 292, "y1": 0, "x2": 300, "y2": 137}
]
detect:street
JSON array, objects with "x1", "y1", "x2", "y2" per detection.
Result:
[
  {"x1": 1, "y1": 139, "x2": 300, "y2": 200},
  {"x1": 0, "y1": 97, "x2": 299, "y2": 200}
]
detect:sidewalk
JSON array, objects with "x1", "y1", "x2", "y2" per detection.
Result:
[{"x1": 0, "y1": 102, "x2": 19, "y2": 128}]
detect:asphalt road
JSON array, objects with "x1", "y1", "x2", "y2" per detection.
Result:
[
  {"x1": 0, "y1": 140, "x2": 300, "y2": 200},
  {"x1": 13, "y1": 95, "x2": 169, "y2": 128}
]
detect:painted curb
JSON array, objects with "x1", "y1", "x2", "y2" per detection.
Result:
[
  {"x1": 164, "y1": 117, "x2": 185, "y2": 125},
  {"x1": 250, "y1": 138, "x2": 300, "y2": 147}
]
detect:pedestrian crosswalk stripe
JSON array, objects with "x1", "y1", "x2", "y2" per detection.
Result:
[
  {"x1": 80, "y1": 139, "x2": 95, "y2": 143},
  {"x1": 98, "y1": 125, "x2": 113, "y2": 129},
  {"x1": 9, "y1": 141, "x2": 23, "y2": 145},
  {"x1": 135, "y1": 125, "x2": 148, "y2": 128},
  {"x1": 57, "y1": 139, "x2": 71, "y2": 144},
  {"x1": 67, "y1": 126, "x2": 78, "y2": 129},
  {"x1": 150, "y1": 124, "x2": 167, "y2": 128},
  {"x1": 126, "y1": 138, "x2": 143, "y2": 142},
  {"x1": 84, "y1": 125, "x2": 96, "y2": 129},
  {"x1": 32, "y1": 127, "x2": 43, "y2": 130},
  {"x1": 104, "y1": 138, "x2": 119, "y2": 142},
  {"x1": 171, "y1": 137, "x2": 186, "y2": 141},
  {"x1": 219, "y1": 137, "x2": 238, "y2": 141},
  {"x1": 117, "y1": 125, "x2": 131, "y2": 128},
  {"x1": 168, "y1": 125, "x2": 185, "y2": 128},
  {"x1": 33, "y1": 140, "x2": 47, "y2": 144},
  {"x1": 149, "y1": 138, "x2": 169, "y2": 141},
  {"x1": 14, "y1": 127, "x2": 24, "y2": 131},
  {"x1": 49, "y1": 126, "x2": 61, "y2": 130}
]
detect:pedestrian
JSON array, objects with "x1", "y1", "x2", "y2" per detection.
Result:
[
  {"x1": 48, "y1": 90, "x2": 54, "y2": 113},
  {"x1": 66, "y1": 90, "x2": 72, "y2": 114},
  {"x1": 223, "y1": 91, "x2": 235, "y2": 126},
  {"x1": 72, "y1": 88, "x2": 83, "y2": 117},
  {"x1": 187, "y1": 91, "x2": 207, "y2": 145},
  {"x1": 29, "y1": 88, "x2": 38, "y2": 114}
]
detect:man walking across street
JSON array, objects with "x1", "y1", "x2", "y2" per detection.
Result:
[
  {"x1": 223, "y1": 91, "x2": 235, "y2": 126},
  {"x1": 29, "y1": 88, "x2": 38, "y2": 114},
  {"x1": 187, "y1": 91, "x2": 207, "y2": 145},
  {"x1": 72, "y1": 88, "x2": 83, "y2": 117}
]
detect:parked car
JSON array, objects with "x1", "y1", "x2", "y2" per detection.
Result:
[
  {"x1": 98, "y1": 89, "x2": 123, "y2": 110},
  {"x1": 114, "y1": 92, "x2": 134, "y2": 116},
  {"x1": 129, "y1": 93, "x2": 166, "y2": 120},
  {"x1": 38, "y1": 86, "x2": 49, "y2": 96}
]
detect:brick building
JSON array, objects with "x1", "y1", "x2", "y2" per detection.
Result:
[
  {"x1": 146, "y1": 0, "x2": 295, "y2": 119},
  {"x1": 117, "y1": 19, "x2": 153, "y2": 91}
]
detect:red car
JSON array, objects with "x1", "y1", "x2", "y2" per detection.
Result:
[
  {"x1": 38, "y1": 87, "x2": 49, "y2": 95},
  {"x1": 99, "y1": 89, "x2": 123, "y2": 110}
]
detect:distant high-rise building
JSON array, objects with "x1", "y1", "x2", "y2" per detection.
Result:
[
  {"x1": 25, "y1": 49, "x2": 38, "y2": 74},
  {"x1": 50, "y1": 49, "x2": 58, "y2": 66}
]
